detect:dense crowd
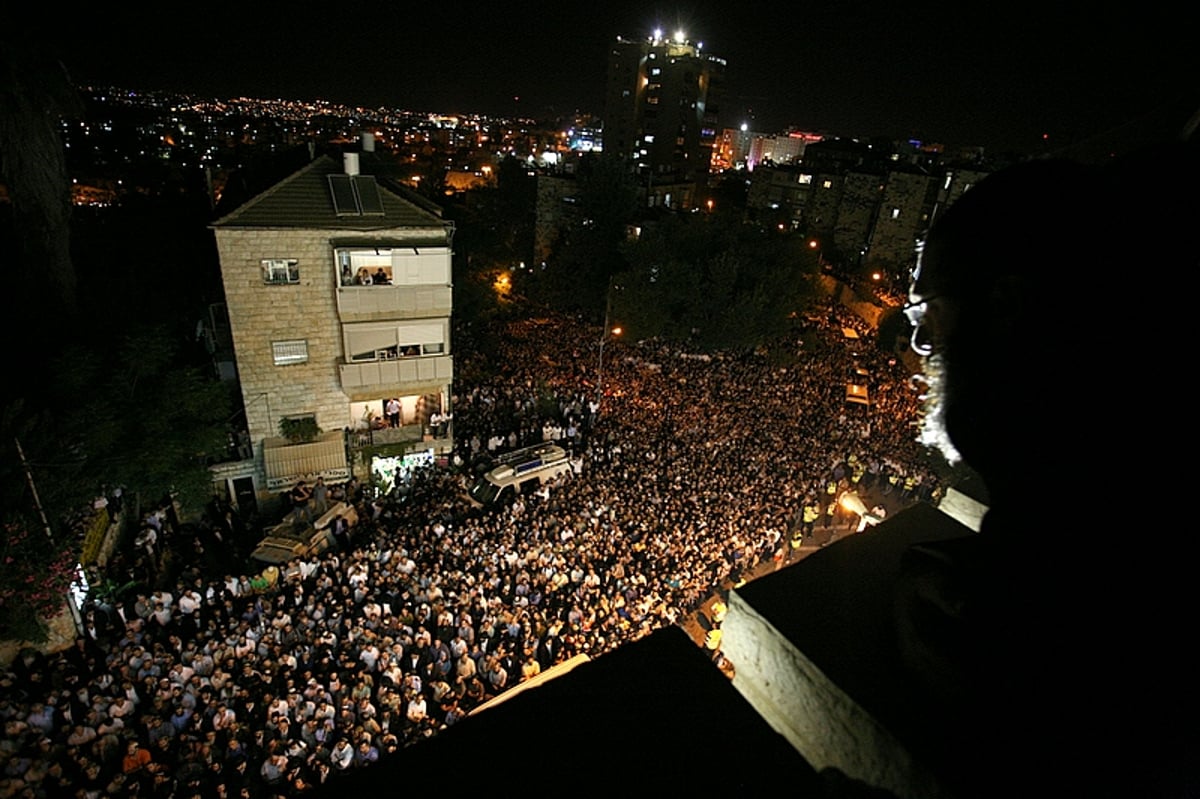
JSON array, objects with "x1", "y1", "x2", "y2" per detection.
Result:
[{"x1": 0, "y1": 302, "x2": 945, "y2": 798}]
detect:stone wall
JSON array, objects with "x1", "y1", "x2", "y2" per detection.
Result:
[{"x1": 0, "y1": 606, "x2": 78, "y2": 668}]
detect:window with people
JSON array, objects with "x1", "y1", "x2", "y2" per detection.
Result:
[
  {"x1": 348, "y1": 266, "x2": 392, "y2": 286},
  {"x1": 336, "y1": 247, "x2": 451, "y2": 287}
]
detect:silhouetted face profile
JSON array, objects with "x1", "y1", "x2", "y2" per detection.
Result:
[
  {"x1": 903, "y1": 158, "x2": 1099, "y2": 486},
  {"x1": 905, "y1": 267, "x2": 962, "y2": 466}
]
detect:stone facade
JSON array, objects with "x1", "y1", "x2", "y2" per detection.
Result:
[{"x1": 215, "y1": 227, "x2": 352, "y2": 450}]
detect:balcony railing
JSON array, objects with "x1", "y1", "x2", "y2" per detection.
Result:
[
  {"x1": 336, "y1": 283, "x2": 451, "y2": 322},
  {"x1": 339, "y1": 354, "x2": 453, "y2": 395},
  {"x1": 347, "y1": 424, "x2": 443, "y2": 450}
]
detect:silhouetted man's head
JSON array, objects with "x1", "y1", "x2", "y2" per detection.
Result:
[{"x1": 902, "y1": 146, "x2": 1195, "y2": 501}]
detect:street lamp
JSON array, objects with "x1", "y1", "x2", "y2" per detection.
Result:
[
  {"x1": 596, "y1": 276, "x2": 621, "y2": 407},
  {"x1": 597, "y1": 323, "x2": 622, "y2": 407},
  {"x1": 808, "y1": 238, "x2": 828, "y2": 272}
]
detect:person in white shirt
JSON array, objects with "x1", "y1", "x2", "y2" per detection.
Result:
[
  {"x1": 405, "y1": 692, "x2": 427, "y2": 725},
  {"x1": 330, "y1": 738, "x2": 355, "y2": 771}
]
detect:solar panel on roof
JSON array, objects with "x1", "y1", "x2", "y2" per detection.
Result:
[
  {"x1": 354, "y1": 176, "x2": 385, "y2": 216},
  {"x1": 328, "y1": 175, "x2": 358, "y2": 215}
]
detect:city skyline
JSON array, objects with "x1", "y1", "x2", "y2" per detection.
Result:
[{"x1": 17, "y1": 3, "x2": 1197, "y2": 154}]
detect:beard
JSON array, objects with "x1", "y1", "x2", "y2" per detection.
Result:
[{"x1": 914, "y1": 352, "x2": 964, "y2": 466}]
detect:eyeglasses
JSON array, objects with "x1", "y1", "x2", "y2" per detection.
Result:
[{"x1": 901, "y1": 295, "x2": 938, "y2": 357}]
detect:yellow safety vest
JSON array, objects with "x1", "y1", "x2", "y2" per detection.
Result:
[{"x1": 711, "y1": 601, "x2": 727, "y2": 623}]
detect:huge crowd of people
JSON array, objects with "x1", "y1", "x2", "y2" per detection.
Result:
[{"x1": 1, "y1": 300, "x2": 947, "y2": 798}]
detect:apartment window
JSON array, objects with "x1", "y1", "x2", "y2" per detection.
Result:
[
  {"x1": 891, "y1": 207, "x2": 901, "y2": 220},
  {"x1": 272, "y1": 339, "x2": 309, "y2": 366},
  {"x1": 345, "y1": 322, "x2": 444, "y2": 362},
  {"x1": 262, "y1": 259, "x2": 300, "y2": 284}
]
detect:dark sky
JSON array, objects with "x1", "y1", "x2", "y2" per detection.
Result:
[{"x1": 31, "y1": 3, "x2": 1197, "y2": 154}]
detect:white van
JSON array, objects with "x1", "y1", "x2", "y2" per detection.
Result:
[{"x1": 466, "y1": 443, "x2": 572, "y2": 508}]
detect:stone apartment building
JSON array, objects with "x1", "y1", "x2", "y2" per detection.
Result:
[
  {"x1": 210, "y1": 144, "x2": 455, "y2": 509},
  {"x1": 747, "y1": 159, "x2": 955, "y2": 280}
]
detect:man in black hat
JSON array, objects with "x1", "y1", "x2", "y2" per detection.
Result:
[{"x1": 893, "y1": 141, "x2": 1198, "y2": 799}]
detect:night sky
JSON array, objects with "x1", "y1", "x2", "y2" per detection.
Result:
[{"x1": 24, "y1": 3, "x2": 1197, "y2": 153}]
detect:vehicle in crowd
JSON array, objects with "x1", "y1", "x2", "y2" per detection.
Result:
[
  {"x1": 846, "y1": 365, "x2": 871, "y2": 407},
  {"x1": 466, "y1": 443, "x2": 572, "y2": 509},
  {"x1": 250, "y1": 500, "x2": 359, "y2": 565}
]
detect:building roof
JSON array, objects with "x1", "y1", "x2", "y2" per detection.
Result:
[{"x1": 211, "y1": 153, "x2": 448, "y2": 232}]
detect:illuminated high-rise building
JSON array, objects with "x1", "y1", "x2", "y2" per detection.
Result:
[{"x1": 603, "y1": 29, "x2": 725, "y2": 205}]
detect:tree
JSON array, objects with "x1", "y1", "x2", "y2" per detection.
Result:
[
  {"x1": 0, "y1": 32, "x2": 85, "y2": 348},
  {"x1": 615, "y1": 214, "x2": 820, "y2": 350},
  {"x1": 527, "y1": 155, "x2": 639, "y2": 319},
  {"x1": 0, "y1": 520, "x2": 78, "y2": 642},
  {"x1": 2, "y1": 325, "x2": 234, "y2": 527}
]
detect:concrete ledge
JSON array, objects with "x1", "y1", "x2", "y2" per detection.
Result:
[
  {"x1": 725, "y1": 585, "x2": 948, "y2": 799},
  {"x1": 723, "y1": 502, "x2": 975, "y2": 798}
]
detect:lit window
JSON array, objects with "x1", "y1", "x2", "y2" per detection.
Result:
[
  {"x1": 262, "y1": 259, "x2": 299, "y2": 284},
  {"x1": 798, "y1": 174, "x2": 812, "y2": 185},
  {"x1": 272, "y1": 340, "x2": 308, "y2": 366},
  {"x1": 822, "y1": 180, "x2": 833, "y2": 189},
  {"x1": 891, "y1": 207, "x2": 901, "y2": 220}
]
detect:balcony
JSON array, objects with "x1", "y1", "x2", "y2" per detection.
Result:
[
  {"x1": 262, "y1": 431, "x2": 350, "y2": 491},
  {"x1": 339, "y1": 354, "x2": 453, "y2": 399},
  {"x1": 346, "y1": 424, "x2": 452, "y2": 453},
  {"x1": 336, "y1": 283, "x2": 451, "y2": 323}
]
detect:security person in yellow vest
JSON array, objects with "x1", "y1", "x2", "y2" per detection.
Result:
[
  {"x1": 789, "y1": 527, "x2": 805, "y2": 559},
  {"x1": 824, "y1": 499, "x2": 837, "y2": 528},
  {"x1": 801, "y1": 501, "x2": 822, "y2": 539},
  {"x1": 710, "y1": 599, "x2": 727, "y2": 624},
  {"x1": 705, "y1": 627, "x2": 723, "y2": 662}
]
